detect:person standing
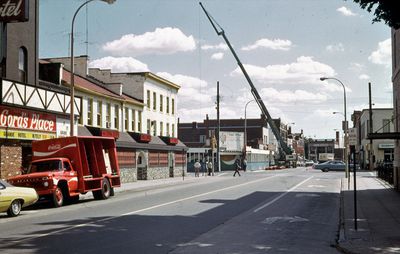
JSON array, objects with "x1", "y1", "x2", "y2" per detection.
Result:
[
  {"x1": 242, "y1": 158, "x2": 247, "y2": 172},
  {"x1": 194, "y1": 160, "x2": 201, "y2": 177},
  {"x1": 207, "y1": 160, "x2": 213, "y2": 176},
  {"x1": 233, "y1": 158, "x2": 241, "y2": 177}
]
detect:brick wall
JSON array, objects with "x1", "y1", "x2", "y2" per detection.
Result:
[{"x1": 1, "y1": 144, "x2": 23, "y2": 179}]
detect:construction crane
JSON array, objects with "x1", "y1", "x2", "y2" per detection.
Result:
[{"x1": 199, "y1": 2, "x2": 292, "y2": 160}]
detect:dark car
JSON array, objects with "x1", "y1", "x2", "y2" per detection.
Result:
[{"x1": 313, "y1": 160, "x2": 345, "y2": 172}]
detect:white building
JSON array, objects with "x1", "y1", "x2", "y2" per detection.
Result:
[{"x1": 359, "y1": 108, "x2": 394, "y2": 168}]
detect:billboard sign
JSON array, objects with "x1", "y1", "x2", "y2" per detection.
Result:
[
  {"x1": 219, "y1": 131, "x2": 244, "y2": 152},
  {"x1": 0, "y1": 0, "x2": 29, "y2": 23}
]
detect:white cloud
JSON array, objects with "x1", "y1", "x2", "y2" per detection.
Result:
[
  {"x1": 368, "y1": 38, "x2": 391, "y2": 66},
  {"x1": 326, "y1": 43, "x2": 344, "y2": 52},
  {"x1": 88, "y1": 56, "x2": 149, "y2": 72},
  {"x1": 231, "y1": 56, "x2": 336, "y2": 85},
  {"x1": 201, "y1": 43, "x2": 228, "y2": 51},
  {"x1": 260, "y1": 87, "x2": 327, "y2": 104},
  {"x1": 242, "y1": 38, "x2": 292, "y2": 51},
  {"x1": 349, "y1": 62, "x2": 365, "y2": 72},
  {"x1": 156, "y1": 72, "x2": 213, "y2": 107},
  {"x1": 359, "y1": 74, "x2": 370, "y2": 80},
  {"x1": 102, "y1": 27, "x2": 196, "y2": 56},
  {"x1": 337, "y1": 6, "x2": 357, "y2": 17},
  {"x1": 211, "y1": 52, "x2": 224, "y2": 60}
]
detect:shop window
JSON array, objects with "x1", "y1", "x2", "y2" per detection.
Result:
[{"x1": 18, "y1": 47, "x2": 27, "y2": 83}]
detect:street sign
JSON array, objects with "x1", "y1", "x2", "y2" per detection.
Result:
[{"x1": 348, "y1": 128, "x2": 357, "y2": 146}]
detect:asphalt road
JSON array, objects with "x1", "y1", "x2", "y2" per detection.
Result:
[{"x1": 0, "y1": 167, "x2": 350, "y2": 254}]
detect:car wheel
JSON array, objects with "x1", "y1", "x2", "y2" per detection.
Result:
[
  {"x1": 322, "y1": 168, "x2": 329, "y2": 172},
  {"x1": 52, "y1": 187, "x2": 64, "y2": 207},
  {"x1": 93, "y1": 178, "x2": 111, "y2": 200},
  {"x1": 7, "y1": 199, "x2": 22, "y2": 217}
]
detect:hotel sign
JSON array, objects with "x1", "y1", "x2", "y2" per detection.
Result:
[
  {"x1": 0, "y1": 0, "x2": 29, "y2": 23},
  {"x1": 0, "y1": 105, "x2": 56, "y2": 140}
]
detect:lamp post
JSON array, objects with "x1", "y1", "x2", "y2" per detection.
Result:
[
  {"x1": 321, "y1": 77, "x2": 349, "y2": 180},
  {"x1": 70, "y1": 0, "x2": 116, "y2": 136},
  {"x1": 244, "y1": 99, "x2": 263, "y2": 157}
]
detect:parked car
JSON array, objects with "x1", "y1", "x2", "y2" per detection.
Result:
[
  {"x1": 313, "y1": 160, "x2": 345, "y2": 172},
  {"x1": 0, "y1": 179, "x2": 38, "y2": 217},
  {"x1": 305, "y1": 160, "x2": 315, "y2": 167}
]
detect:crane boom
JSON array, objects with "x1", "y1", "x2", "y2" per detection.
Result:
[{"x1": 199, "y1": 2, "x2": 292, "y2": 156}]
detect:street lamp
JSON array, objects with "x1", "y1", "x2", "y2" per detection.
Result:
[
  {"x1": 70, "y1": 0, "x2": 116, "y2": 136},
  {"x1": 244, "y1": 99, "x2": 263, "y2": 157},
  {"x1": 320, "y1": 77, "x2": 349, "y2": 179}
]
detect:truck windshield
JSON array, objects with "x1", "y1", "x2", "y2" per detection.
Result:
[{"x1": 29, "y1": 160, "x2": 63, "y2": 173}]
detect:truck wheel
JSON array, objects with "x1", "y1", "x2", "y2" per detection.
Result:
[
  {"x1": 93, "y1": 178, "x2": 111, "y2": 200},
  {"x1": 7, "y1": 200, "x2": 22, "y2": 217},
  {"x1": 52, "y1": 187, "x2": 64, "y2": 207}
]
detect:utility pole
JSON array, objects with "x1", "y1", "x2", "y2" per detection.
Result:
[
  {"x1": 217, "y1": 81, "x2": 221, "y2": 172},
  {"x1": 368, "y1": 82, "x2": 373, "y2": 171}
]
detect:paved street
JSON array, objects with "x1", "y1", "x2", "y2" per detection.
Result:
[{"x1": 0, "y1": 168, "x2": 362, "y2": 254}]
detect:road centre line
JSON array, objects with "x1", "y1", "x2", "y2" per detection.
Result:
[
  {"x1": 253, "y1": 176, "x2": 314, "y2": 213},
  {"x1": 5, "y1": 174, "x2": 282, "y2": 246}
]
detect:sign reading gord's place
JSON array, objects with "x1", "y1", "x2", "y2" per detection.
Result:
[
  {"x1": 0, "y1": 105, "x2": 56, "y2": 140},
  {"x1": 0, "y1": 0, "x2": 28, "y2": 23}
]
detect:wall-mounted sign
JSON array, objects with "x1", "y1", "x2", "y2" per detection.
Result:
[
  {"x1": 219, "y1": 131, "x2": 244, "y2": 152},
  {"x1": 378, "y1": 143, "x2": 395, "y2": 149},
  {"x1": 0, "y1": 0, "x2": 29, "y2": 23},
  {"x1": 0, "y1": 105, "x2": 56, "y2": 140}
]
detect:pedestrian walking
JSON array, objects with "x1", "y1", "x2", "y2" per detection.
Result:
[
  {"x1": 233, "y1": 158, "x2": 241, "y2": 177},
  {"x1": 207, "y1": 160, "x2": 213, "y2": 176},
  {"x1": 194, "y1": 160, "x2": 201, "y2": 177},
  {"x1": 242, "y1": 158, "x2": 247, "y2": 172}
]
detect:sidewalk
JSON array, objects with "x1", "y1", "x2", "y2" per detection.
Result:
[{"x1": 338, "y1": 172, "x2": 400, "y2": 254}]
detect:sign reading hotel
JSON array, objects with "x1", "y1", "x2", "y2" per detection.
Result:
[
  {"x1": 0, "y1": 105, "x2": 56, "y2": 140},
  {"x1": 0, "y1": 0, "x2": 28, "y2": 22}
]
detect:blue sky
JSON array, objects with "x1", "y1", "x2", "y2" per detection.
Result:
[{"x1": 39, "y1": 0, "x2": 392, "y2": 139}]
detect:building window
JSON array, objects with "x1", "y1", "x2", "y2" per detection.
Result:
[
  {"x1": 200, "y1": 135, "x2": 206, "y2": 143},
  {"x1": 153, "y1": 92, "x2": 157, "y2": 110},
  {"x1": 152, "y1": 121, "x2": 157, "y2": 136},
  {"x1": 79, "y1": 99, "x2": 83, "y2": 125},
  {"x1": 160, "y1": 121, "x2": 163, "y2": 136},
  {"x1": 166, "y1": 123, "x2": 170, "y2": 136},
  {"x1": 172, "y1": 98, "x2": 175, "y2": 115},
  {"x1": 106, "y1": 103, "x2": 111, "y2": 128},
  {"x1": 87, "y1": 98, "x2": 93, "y2": 126},
  {"x1": 147, "y1": 119, "x2": 151, "y2": 134},
  {"x1": 114, "y1": 105, "x2": 119, "y2": 129},
  {"x1": 172, "y1": 123, "x2": 175, "y2": 137},
  {"x1": 138, "y1": 111, "x2": 142, "y2": 132},
  {"x1": 146, "y1": 90, "x2": 151, "y2": 108},
  {"x1": 97, "y1": 101, "x2": 102, "y2": 127},
  {"x1": 160, "y1": 94, "x2": 163, "y2": 112},
  {"x1": 124, "y1": 107, "x2": 129, "y2": 131},
  {"x1": 166, "y1": 97, "x2": 170, "y2": 114},
  {"x1": 18, "y1": 47, "x2": 27, "y2": 83},
  {"x1": 131, "y1": 109, "x2": 136, "y2": 132},
  {"x1": 383, "y1": 119, "x2": 391, "y2": 133}
]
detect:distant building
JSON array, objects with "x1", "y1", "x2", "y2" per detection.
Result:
[{"x1": 308, "y1": 139, "x2": 335, "y2": 162}]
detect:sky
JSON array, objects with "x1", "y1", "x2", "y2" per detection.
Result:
[{"x1": 39, "y1": 0, "x2": 392, "y2": 140}]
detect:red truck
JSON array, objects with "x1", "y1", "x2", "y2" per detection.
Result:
[{"x1": 8, "y1": 136, "x2": 121, "y2": 207}]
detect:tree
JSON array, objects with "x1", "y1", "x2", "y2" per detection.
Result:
[{"x1": 350, "y1": 0, "x2": 400, "y2": 29}]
